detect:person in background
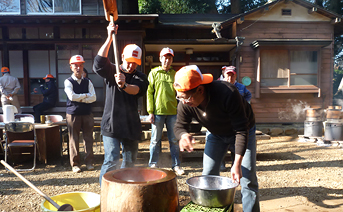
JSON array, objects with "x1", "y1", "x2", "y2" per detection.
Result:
[
  {"x1": 219, "y1": 65, "x2": 252, "y2": 171},
  {"x1": 33, "y1": 74, "x2": 58, "y2": 123},
  {"x1": 64, "y1": 55, "x2": 96, "y2": 173},
  {"x1": 0, "y1": 67, "x2": 22, "y2": 113},
  {"x1": 93, "y1": 23, "x2": 149, "y2": 186},
  {"x1": 147, "y1": 47, "x2": 184, "y2": 175},
  {"x1": 219, "y1": 66, "x2": 251, "y2": 103},
  {"x1": 174, "y1": 65, "x2": 259, "y2": 212},
  {"x1": 82, "y1": 68, "x2": 89, "y2": 79}
]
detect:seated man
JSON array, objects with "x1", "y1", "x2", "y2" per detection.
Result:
[{"x1": 33, "y1": 74, "x2": 58, "y2": 123}]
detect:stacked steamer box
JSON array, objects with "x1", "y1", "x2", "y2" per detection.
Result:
[{"x1": 324, "y1": 106, "x2": 343, "y2": 144}]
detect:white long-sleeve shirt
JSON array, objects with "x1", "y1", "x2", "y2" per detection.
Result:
[
  {"x1": 0, "y1": 73, "x2": 21, "y2": 96},
  {"x1": 64, "y1": 74, "x2": 96, "y2": 103}
]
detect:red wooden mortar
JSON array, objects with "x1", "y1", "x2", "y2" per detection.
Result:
[{"x1": 101, "y1": 167, "x2": 180, "y2": 212}]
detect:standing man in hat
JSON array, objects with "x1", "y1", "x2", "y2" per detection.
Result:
[
  {"x1": 218, "y1": 65, "x2": 252, "y2": 171},
  {"x1": 65, "y1": 55, "x2": 96, "y2": 173},
  {"x1": 147, "y1": 47, "x2": 184, "y2": 175},
  {"x1": 93, "y1": 23, "x2": 149, "y2": 185},
  {"x1": 220, "y1": 66, "x2": 251, "y2": 103},
  {"x1": 33, "y1": 74, "x2": 58, "y2": 123},
  {"x1": 0, "y1": 67, "x2": 21, "y2": 114},
  {"x1": 174, "y1": 65, "x2": 260, "y2": 212}
]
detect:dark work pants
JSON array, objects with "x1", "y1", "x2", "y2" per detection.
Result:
[
  {"x1": 66, "y1": 113, "x2": 94, "y2": 167},
  {"x1": 33, "y1": 102, "x2": 54, "y2": 123}
]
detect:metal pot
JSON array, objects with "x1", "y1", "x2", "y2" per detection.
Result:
[
  {"x1": 324, "y1": 122, "x2": 343, "y2": 141},
  {"x1": 304, "y1": 121, "x2": 323, "y2": 137},
  {"x1": 186, "y1": 175, "x2": 238, "y2": 208}
]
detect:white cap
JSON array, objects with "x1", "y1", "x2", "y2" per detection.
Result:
[
  {"x1": 160, "y1": 47, "x2": 174, "y2": 57},
  {"x1": 70, "y1": 55, "x2": 85, "y2": 64},
  {"x1": 123, "y1": 44, "x2": 142, "y2": 65}
]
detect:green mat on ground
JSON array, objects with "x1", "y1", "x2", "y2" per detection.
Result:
[{"x1": 181, "y1": 201, "x2": 233, "y2": 212}]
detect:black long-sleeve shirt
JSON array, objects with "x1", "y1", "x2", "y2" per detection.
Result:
[
  {"x1": 174, "y1": 80, "x2": 255, "y2": 156},
  {"x1": 40, "y1": 80, "x2": 58, "y2": 106},
  {"x1": 93, "y1": 55, "x2": 149, "y2": 140}
]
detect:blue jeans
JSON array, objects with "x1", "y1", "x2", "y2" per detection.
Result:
[
  {"x1": 149, "y1": 115, "x2": 181, "y2": 168},
  {"x1": 203, "y1": 126, "x2": 260, "y2": 212},
  {"x1": 99, "y1": 135, "x2": 138, "y2": 186}
]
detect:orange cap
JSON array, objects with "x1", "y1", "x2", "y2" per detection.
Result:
[
  {"x1": 160, "y1": 47, "x2": 174, "y2": 57},
  {"x1": 1, "y1": 67, "x2": 9, "y2": 73},
  {"x1": 43, "y1": 74, "x2": 54, "y2": 79},
  {"x1": 174, "y1": 65, "x2": 213, "y2": 92},
  {"x1": 70, "y1": 55, "x2": 85, "y2": 64},
  {"x1": 123, "y1": 44, "x2": 142, "y2": 65}
]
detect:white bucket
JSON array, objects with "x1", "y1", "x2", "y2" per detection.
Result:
[{"x1": 3, "y1": 105, "x2": 18, "y2": 123}]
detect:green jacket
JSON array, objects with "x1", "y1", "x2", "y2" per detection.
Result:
[{"x1": 147, "y1": 66, "x2": 177, "y2": 115}]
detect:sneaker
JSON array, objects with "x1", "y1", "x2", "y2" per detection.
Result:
[
  {"x1": 173, "y1": 166, "x2": 185, "y2": 176},
  {"x1": 72, "y1": 166, "x2": 81, "y2": 173},
  {"x1": 86, "y1": 164, "x2": 94, "y2": 171},
  {"x1": 150, "y1": 164, "x2": 158, "y2": 168}
]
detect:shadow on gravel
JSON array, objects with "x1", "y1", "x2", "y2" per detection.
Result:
[
  {"x1": 257, "y1": 152, "x2": 303, "y2": 161},
  {"x1": 260, "y1": 186, "x2": 343, "y2": 209},
  {"x1": 257, "y1": 159, "x2": 343, "y2": 171}
]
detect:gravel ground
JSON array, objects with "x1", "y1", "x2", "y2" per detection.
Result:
[{"x1": 1, "y1": 135, "x2": 343, "y2": 211}]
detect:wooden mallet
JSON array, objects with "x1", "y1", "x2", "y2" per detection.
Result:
[{"x1": 103, "y1": 0, "x2": 120, "y2": 73}]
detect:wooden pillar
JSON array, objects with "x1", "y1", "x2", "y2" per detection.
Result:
[
  {"x1": 2, "y1": 27, "x2": 9, "y2": 67},
  {"x1": 23, "y1": 50, "x2": 30, "y2": 106}
]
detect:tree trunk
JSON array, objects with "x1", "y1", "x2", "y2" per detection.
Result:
[
  {"x1": 315, "y1": 0, "x2": 323, "y2": 7},
  {"x1": 231, "y1": 0, "x2": 241, "y2": 14}
]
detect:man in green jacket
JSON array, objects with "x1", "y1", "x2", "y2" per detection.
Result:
[{"x1": 147, "y1": 47, "x2": 184, "y2": 175}]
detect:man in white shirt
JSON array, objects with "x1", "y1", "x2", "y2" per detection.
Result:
[
  {"x1": 0, "y1": 67, "x2": 21, "y2": 113},
  {"x1": 64, "y1": 55, "x2": 96, "y2": 173}
]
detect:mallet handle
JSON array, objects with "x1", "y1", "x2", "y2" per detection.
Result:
[{"x1": 110, "y1": 15, "x2": 120, "y2": 74}]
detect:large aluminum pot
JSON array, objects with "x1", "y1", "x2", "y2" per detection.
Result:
[{"x1": 186, "y1": 175, "x2": 238, "y2": 208}]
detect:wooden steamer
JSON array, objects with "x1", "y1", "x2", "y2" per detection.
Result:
[{"x1": 101, "y1": 167, "x2": 179, "y2": 212}]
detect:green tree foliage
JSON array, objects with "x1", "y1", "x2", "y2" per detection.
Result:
[
  {"x1": 139, "y1": 0, "x2": 163, "y2": 14},
  {"x1": 138, "y1": 0, "x2": 217, "y2": 14},
  {"x1": 138, "y1": 0, "x2": 269, "y2": 14}
]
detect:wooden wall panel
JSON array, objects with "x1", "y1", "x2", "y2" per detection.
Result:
[{"x1": 235, "y1": 20, "x2": 334, "y2": 123}]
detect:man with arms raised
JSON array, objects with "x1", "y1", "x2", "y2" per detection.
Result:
[{"x1": 93, "y1": 23, "x2": 149, "y2": 185}]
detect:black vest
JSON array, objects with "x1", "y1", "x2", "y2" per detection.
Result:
[{"x1": 66, "y1": 77, "x2": 92, "y2": 115}]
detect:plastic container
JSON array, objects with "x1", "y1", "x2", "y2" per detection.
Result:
[
  {"x1": 3, "y1": 105, "x2": 18, "y2": 123},
  {"x1": 41, "y1": 192, "x2": 100, "y2": 212}
]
